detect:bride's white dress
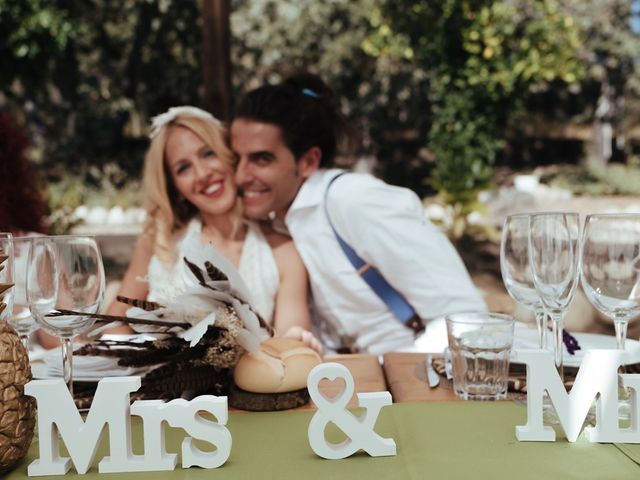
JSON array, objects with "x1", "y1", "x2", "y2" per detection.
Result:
[{"x1": 146, "y1": 218, "x2": 280, "y2": 324}]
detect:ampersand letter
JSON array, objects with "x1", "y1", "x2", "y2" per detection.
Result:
[{"x1": 307, "y1": 363, "x2": 396, "y2": 459}]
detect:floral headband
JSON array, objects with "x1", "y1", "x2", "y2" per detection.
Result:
[{"x1": 149, "y1": 106, "x2": 221, "y2": 139}]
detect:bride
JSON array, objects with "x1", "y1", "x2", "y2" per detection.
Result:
[{"x1": 107, "y1": 106, "x2": 319, "y2": 350}]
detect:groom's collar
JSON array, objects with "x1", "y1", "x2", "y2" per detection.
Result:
[{"x1": 287, "y1": 168, "x2": 345, "y2": 214}]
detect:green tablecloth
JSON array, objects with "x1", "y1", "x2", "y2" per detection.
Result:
[{"x1": 6, "y1": 402, "x2": 640, "y2": 480}]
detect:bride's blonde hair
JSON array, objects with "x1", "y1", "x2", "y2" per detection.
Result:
[{"x1": 142, "y1": 112, "x2": 240, "y2": 263}]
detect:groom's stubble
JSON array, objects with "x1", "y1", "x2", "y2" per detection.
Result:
[{"x1": 231, "y1": 118, "x2": 320, "y2": 221}]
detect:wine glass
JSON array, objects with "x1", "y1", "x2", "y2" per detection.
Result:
[
  {"x1": 500, "y1": 214, "x2": 548, "y2": 350},
  {"x1": 581, "y1": 213, "x2": 640, "y2": 363},
  {"x1": 7, "y1": 237, "x2": 39, "y2": 349},
  {"x1": 0, "y1": 232, "x2": 14, "y2": 322},
  {"x1": 528, "y1": 212, "x2": 580, "y2": 381},
  {"x1": 27, "y1": 236, "x2": 105, "y2": 393}
]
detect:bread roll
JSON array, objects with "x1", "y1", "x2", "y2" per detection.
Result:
[{"x1": 233, "y1": 337, "x2": 322, "y2": 393}]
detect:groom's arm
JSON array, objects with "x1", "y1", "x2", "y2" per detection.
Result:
[{"x1": 326, "y1": 174, "x2": 486, "y2": 323}]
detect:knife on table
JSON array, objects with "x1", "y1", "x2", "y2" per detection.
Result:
[{"x1": 425, "y1": 354, "x2": 440, "y2": 388}]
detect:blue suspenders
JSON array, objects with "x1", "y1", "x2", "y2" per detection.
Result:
[{"x1": 323, "y1": 173, "x2": 421, "y2": 329}]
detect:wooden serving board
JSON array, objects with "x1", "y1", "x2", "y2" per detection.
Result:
[
  {"x1": 229, "y1": 385, "x2": 310, "y2": 411},
  {"x1": 229, "y1": 354, "x2": 387, "y2": 412}
]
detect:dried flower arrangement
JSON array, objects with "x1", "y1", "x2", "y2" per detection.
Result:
[{"x1": 49, "y1": 245, "x2": 274, "y2": 408}]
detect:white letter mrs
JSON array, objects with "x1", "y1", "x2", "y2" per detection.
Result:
[{"x1": 25, "y1": 376, "x2": 231, "y2": 476}]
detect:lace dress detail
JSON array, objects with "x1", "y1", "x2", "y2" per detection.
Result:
[{"x1": 147, "y1": 218, "x2": 280, "y2": 324}]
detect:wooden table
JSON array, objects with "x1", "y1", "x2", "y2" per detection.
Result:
[
  {"x1": 382, "y1": 352, "x2": 458, "y2": 402},
  {"x1": 303, "y1": 352, "x2": 455, "y2": 406},
  {"x1": 303, "y1": 352, "x2": 458, "y2": 405},
  {"x1": 309, "y1": 353, "x2": 387, "y2": 408}
]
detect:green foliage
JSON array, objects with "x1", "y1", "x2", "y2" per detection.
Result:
[
  {"x1": 380, "y1": 0, "x2": 585, "y2": 148},
  {"x1": 1, "y1": 0, "x2": 203, "y2": 176},
  {"x1": 426, "y1": 91, "x2": 501, "y2": 243},
  {"x1": 563, "y1": 0, "x2": 640, "y2": 89},
  {"x1": 558, "y1": 0, "x2": 640, "y2": 160},
  {"x1": 0, "y1": 0, "x2": 79, "y2": 90},
  {"x1": 428, "y1": 91, "x2": 501, "y2": 205},
  {"x1": 371, "y1": 0, "x2": 585, "y2": 240}
]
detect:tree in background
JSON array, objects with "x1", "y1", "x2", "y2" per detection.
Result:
[
  {"x1": 559, "y1": 0, "x2": 640, "y2": 163},
  {"x1": 1, "y1": 0, "x2": 639, "y2": 236},
  {"x1": 1, "y1": 0, "x2": 202, "y2": 188},
  {"x1": 372, "y1": 0, "x2": 584, "y2": 240}
]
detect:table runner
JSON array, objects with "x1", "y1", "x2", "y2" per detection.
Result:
[
  {"x1": 6, "y1": 402, "x2": 639, "y2": 479},
  {"x1": 615, "y1": 443, "x2": 640, "y2": 465}
]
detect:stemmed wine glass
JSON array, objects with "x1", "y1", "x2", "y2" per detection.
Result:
[
  {"x1": 501, "y1": 214, "x2": 548, "y2": 350},
  {"x1": 7, "y1": 237, "x2": 39, "y2": 349},
  {"x1": 528, "y1": 212, "x2": 580, "y2": 381},
  {"x1": 27, "y1": 236, "x2": 105, "y2": 393},
  {"x1": 581, "y1": 213, "x2": 640, "y2": 367},
  {"x1": 0, "y1": 232, "x2": 14, "y2": 322}
]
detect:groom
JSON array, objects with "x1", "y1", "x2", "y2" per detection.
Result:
[{"x1": 231, "y1": 73, "x2": 486, "y2": 354}]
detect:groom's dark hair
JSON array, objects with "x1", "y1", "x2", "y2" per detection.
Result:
[{"x1": 235, "y1": 73, "x2": 351, "y2": 167}]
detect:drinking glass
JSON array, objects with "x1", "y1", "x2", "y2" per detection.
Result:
[
  {"x1": 446, "y1": 312, "x2": 515, "y2": 401},
  {"x1": 0, "y1": 232, "x2": 14, "y2": 322},
  {"x1": 27, "y1": 236, "x2": 105, "y2": 393},
  {"x1": 528, "y1": 213, "x2": 580, "y2": 381},
  {"x1": 581, "y1": 214, "x2": 640, "y2": 360},
  {"x1": 7, "y1": 237, "x2": 39, "y2": 349},
  {"x1": 501, "y1": 214, "x2": 547, "y2": 349}
]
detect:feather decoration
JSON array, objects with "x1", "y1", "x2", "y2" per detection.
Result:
[
  {"x1": 116, "y1": 296, "x2": 165, "y2": 312},
  {"x1": 178, "y1": 311, "x2": 217, "y2": 347},
  {"x1": 66, "y1": 239, "x2": 275, "y2": 406},
  {"x1": 176, "y1": 233, "x2": 274, "y2": 339},
  {"x1": 48, "y1": 309, "x2": 189, "y2": 329},
  {"x1": 183, "y1": 257, "x2": 206, "y2": 284},
  {"x1": 86, "y1": 235, "x2": 272, "y2": 350},
  {"x1": 180, "y1": 233, "x2": 253, "y2": 302},
  {"x1": 205, "y1": 261, "x2": 227, "y2": 282}
]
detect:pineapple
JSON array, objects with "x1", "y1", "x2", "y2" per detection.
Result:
[{"x1": 0, "y1": 254, "x2": 36, "y2": 474}]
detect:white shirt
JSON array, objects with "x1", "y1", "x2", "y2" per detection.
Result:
[
  {"x1": 147, "y1": 218, "x2": 279, "y2": 324},
  {"x1": 285, "y1": 169, "x2": 486, "y2": 354}
]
